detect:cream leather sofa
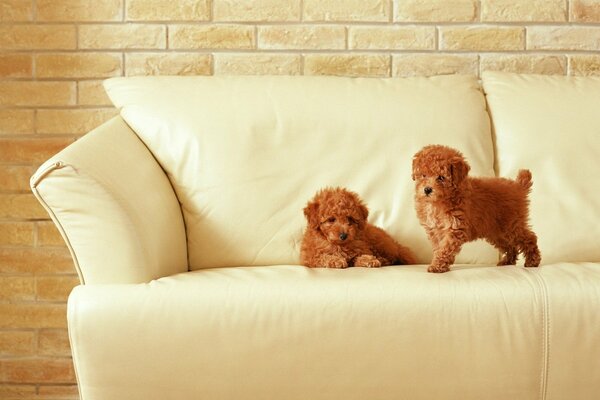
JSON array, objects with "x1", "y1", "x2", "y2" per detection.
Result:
[{"x1": 31, "y1": 73, "x2": 600, "y2": 400}]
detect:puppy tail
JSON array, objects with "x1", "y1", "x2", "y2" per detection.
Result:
[{"x1": 516, "y1": 169, "x2": 533, "y2": 191}]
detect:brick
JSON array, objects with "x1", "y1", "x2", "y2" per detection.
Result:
[
  {"x1": 0, "y1": 248, "x2": 74, "y2": 274},
  {"x1": 528, "y1": 26, "x2": 600, "y2": 51},
  {"x1": 125, "y1": 53, "x2": 212, "y2": 76},
  {"x1": 392, "y1": 54, "x2": 478, "y2": 77},
  {"x1": 214, "y1": 53, "x2": 301, "y2": 75},
  {"x1": 37, "y1": 332, "x2": 73, "y2": 362},
  {"x1": 0, "y1": 331, "x2": 35, "y2": 356},
  {"x1": 0, "y1": 358, "x2": 75, "y2": 383},
  {"x1": 78, "y1": 80, "x2": 112, "y2": 106},
  {"x1": 0, "y1": 0, "x2": 32, "y2": 21},
  {"x1": 481, "y1": 0, "x2": 566, "y2": 21},
  {"x1": 0, "y1": 276, "x2": 35, "y2": 301},
  {"x1": 37, "y1": 108, "x2": 118, "y2": 134},
  {"x1": 169, "y1": 24, "x2": 255, "y2": 49},
  {"x1": 0, "y1": 222, "x2": 34, "y2": 246},
  {"x1": 79, "y1": 24, "x2": 166, "y2": 50},
  {"x1": 395, "y1": 0, "x2": 477, "y2": 22},
  {"x1": 304, "y1": 0, "x2": 389, "y2": 21},
  {"x1": 0, "y1": 195, "x2": 45, "y2": 222},
  {"x1": 0, "y1": 138, "x2": 75, "y2": 164},
  {"x1": 0, "y1": 25, "x2": 76, "y2": 50},
  {"x1": 440, "y1": 26, "x2": 524, "y2": 51},
  {"x1": 0, "y1": 384, "x2": 37, "y2": 398},
  {"x1": 0, "y1": 331, "x2": 35, "y2": 357},
  {"x1": 305, "y1": 54, "x2": 390, "y2": 77},
  {"x1": 36, "y1": 276, "x2": 79, "y2": 302},
  {"x1": 37, "y1": 0, "x2": 122, "y2": 21},
  {"x1": 37, "y1": 222, "x2": 66, "y2": 247},
  {"x1": 127, "y1": 0, "x2": 210, "y2": 21},
  {"x1": 258, "y1": 25, "x2": 345, "y2": 50},
  {"x1": 481, "y1": 54, "x2": 566, "y2": 75},
  {"x1": 0, "y1": 110, "x2": 34, "y2": 134},
  {"x1": 38, "y1": 384, "x2": 79, "y2": 397},
  {"x1": 0, "y1": 332, "x2": 35, "y2": 356},
  {"x1": 214, "y1": 0, "x2": 300, "y2": 21},
  {"x1": 570, "y1": 55, "x2": 600, "y2": 76},
  {"x1": 349, "y1": 25, "x2": 435, "y2": 50},
  {"x1": 571, "y1": 0, "x2": 600, "y2": 22},
  {"x1": 36, "y1": 53, "x2": 122, "y2": 79},
  {"x1": 0, "y1": 53, "x2": 32, "y2": 78},
  {"x1": 0, "y1": 166, "x2": 36, "y2": 192},
  {"x1": 0, "y1": 194, "x2": 47, "y2": 219},
  {"x1": 0, "y1": 304, "x2": 67, "y2": 329},
  {"x1": 38, "y1": 330, "x2": 72, "y2": 356},
  {"x1": 0, "y1": 81, "x2": 75, "y2": 107}
]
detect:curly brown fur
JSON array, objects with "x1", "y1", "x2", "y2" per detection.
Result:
[
  {"x1": 412, "y1": 145, "x2": 541, "y2": 273},
  {"x1": 300, "y1": 187, "x2": 417, "y2": 268}
]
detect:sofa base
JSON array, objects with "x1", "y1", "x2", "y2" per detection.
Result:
[{"x1": 68, "y1": 264, "x2": 600, "y2": 400}]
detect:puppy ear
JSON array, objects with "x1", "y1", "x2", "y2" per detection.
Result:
[
  {"x1": 450, "y1": 157, "x2": 470, "y2": 183},
  {"x1": 303, "y1": 201, "x2": 320, "y2": 229},
  {"x1": 358, "y1": 203, "x2": 369, "y2": 226},
  {"x1": 411, "y1": 158, "x2": 417, "y2": 181},
  {"x1": 359, "y1": 203, "x2": 369, "y2": 220}
]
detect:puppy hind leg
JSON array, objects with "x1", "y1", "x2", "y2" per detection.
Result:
[
  {"x1": 518, "y1": 229, "x2": 541, "y2": 268},
  {"x1": 498, "y1": 248, "x2": 518, "y2": 266},
  {"x1": 496, "y1": 242, "x2": 518, "y2": 266},
  {"x1": 375, "y1": 256, "x2": 391, "y2": 266}
]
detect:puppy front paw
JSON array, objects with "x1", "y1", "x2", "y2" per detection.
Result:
[
  {"x1": 354, "y1": 255, "x2": 381, "y2": 268},
  {"x1": 427, "y1": 264, "x2": 450, "y2": 273},
  {"x1": 320, "y1": 255, "x2": 348, "y2": 269}
]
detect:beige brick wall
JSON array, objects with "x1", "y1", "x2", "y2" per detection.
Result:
[{"x1": 1, "y1": 0, "x2": 599, "y2": 397}]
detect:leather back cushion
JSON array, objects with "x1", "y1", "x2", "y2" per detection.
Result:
[
  {"x1": 483, "y1": 72, "x2": 600, "y2": 263},
  {"x1": 105, "y1": 75, "x2": 496, "y2": 269}
]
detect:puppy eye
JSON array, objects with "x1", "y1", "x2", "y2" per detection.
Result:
[
  {"x1": 326, "y1": 217, "x2": 336, "y2": 223},
  {"x1": 437, "y1": 175, "x2": 445, "y2": 182},
  {"x1": 422, "y1": 174, "x2": 426, "y2": 178},
  {"x1": 348, "y1": 217, "x2": 357, "y2": 225}
]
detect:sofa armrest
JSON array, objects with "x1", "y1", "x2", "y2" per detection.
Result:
[{"x1": 31, "y1": 116, "x2": 188, "y2": 284}]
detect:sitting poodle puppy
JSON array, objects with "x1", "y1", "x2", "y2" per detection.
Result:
[
  {"x1": 412, "y1": 145, "x2": 541, "y2": 273},
  {"x1": 300, "y1": 187, "x2": 416, "y2": 268}
]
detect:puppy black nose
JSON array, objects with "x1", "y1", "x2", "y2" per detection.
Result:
[
  {"x1": 424, "y1": 187, "x2": 433, "y2": 196},
  {"x1": 339, "y1": 233, "x2": 348, "y2": 241}
]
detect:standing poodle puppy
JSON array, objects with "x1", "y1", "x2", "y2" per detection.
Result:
[
  {"x1": 412, "y1": 145, "x2": 541, "y2": 273},
  {"x1": 300, "y1": 187, "x2": 416, "y2": 268}
]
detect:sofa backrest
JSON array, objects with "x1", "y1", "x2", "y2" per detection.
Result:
[{"x1": 105, "y1": 75, "x2": 498, "y2": 269}]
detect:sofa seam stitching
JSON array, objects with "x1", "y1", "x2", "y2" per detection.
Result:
[
  {"x1": 542, "y1": 273, "x2": 550, "y2": 400},
  {"x1": 534, "y1": 270, "x2": 550, "y2": 400}
]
